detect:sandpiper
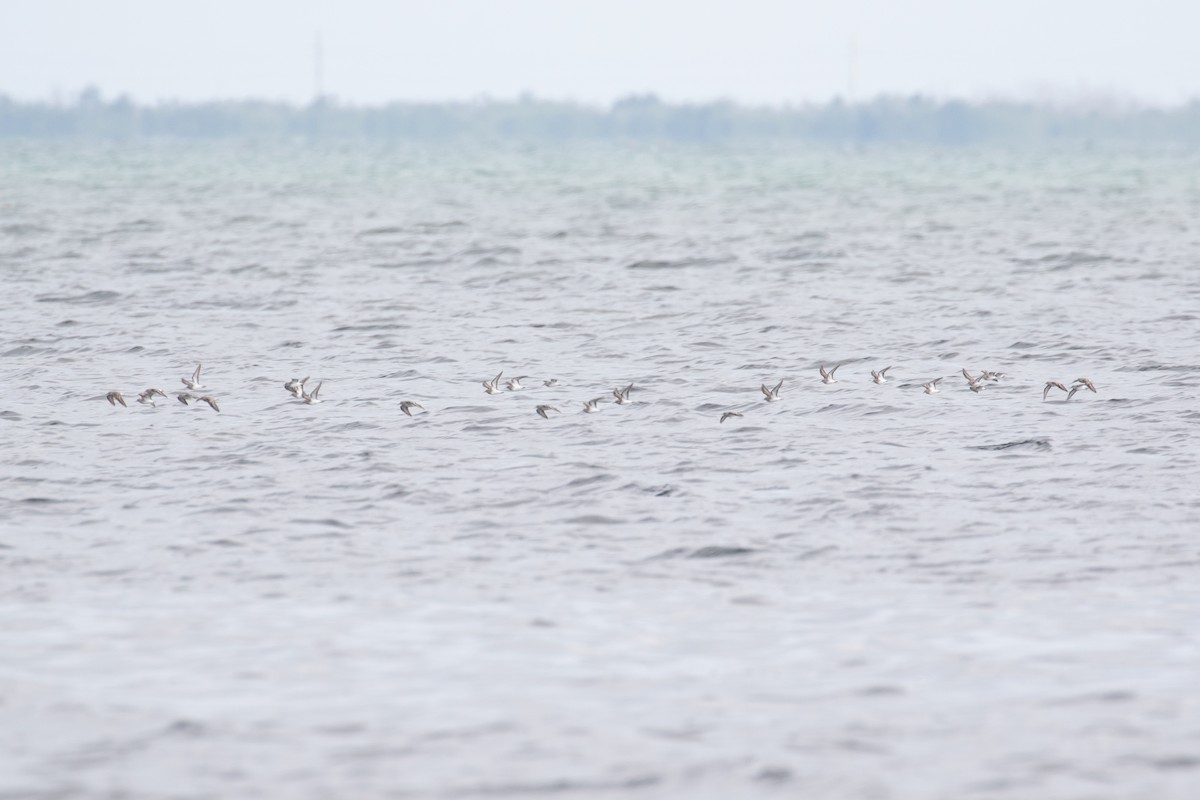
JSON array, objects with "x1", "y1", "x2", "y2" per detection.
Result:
[
  {"x1": 505, "y1": 376, "x2": 528, "y2": 391},
  {"x1": 582, "y1": 397, "x2": 604, "y2": 413},
  {"x1": 720, "y1": 411, "x2": 743, "y2": 423},
  {"x1": 197, "y1": 395, "x2": 220, "y2": 413},
  {"x1": 871, "y1": 366, "x2": 893, "y2": 384},
  {"x1": 961, "y1": 368, "x2": 979, "y2": 384},
  {"x1": 923, "y1": 378, "x2": 944, "y2": 394},
  {"x1": 1043, "y1": 381, "x2": 1069, "y2": 401},
  {"x1": 181, "y1": 363, "x2": 205, "y2": 391},
  {"x1": 399, "y1": 400, "x2": 425, "y2": 416},
  {"x1": 819, "y1": 364, "x2": 841, "y2": 384},
  {"x1": 287, "y1": 377, "x2": 308, "y2": 399},
  {"x1": 176, "y1": 392, "x2": 194, "y2": 405},
  {"x1": 137, "y1": 390, "x2": 159, "y2": 407},
  {"x1": 981, "y1": 370, "x2": 1005, "y2": 381},
  {"x1": 1067, "y1": 378, "x2": 1097, "y2": 401},
  {"x1": 963, "y1": 370, "x2": 987, "y2": 392},
  {"x1": 482, "y1": 372, "x2": 503, "y2": 395},
  {"x1": 535, "y1": 404, "x2": 560, "y2": 419},
  {"x1": 613, "y1": 384, "x2": 633, "y2": 405},
  {"x1": 302, "y1": 382, "x2": 323, "y2": 404},
  {"x1": 106, "y1": 391, "x2": 126, "y2": 407},
  {"x1": 761, "y1": 379, "x2": 783, "y2": 402},
  {"x1": 543, "y1": 379, "x2": 559, "y2": 387}
]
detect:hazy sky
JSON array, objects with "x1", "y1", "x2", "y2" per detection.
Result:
[{"x1": 2, "y1": 0, "x2": 1197, "y2": 105}]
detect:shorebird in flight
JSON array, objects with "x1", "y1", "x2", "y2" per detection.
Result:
[
  {"x1": 761, "y1": 379, "x2": 783, "y2": 402},
  {"x1": 1067, "y1": 378, "x2": 1097, "y2": 401},
  {"x1": 870, "y1": 366, "x2": 892, "y2": 384},
  {"x1": 106, "y1": 391, "x2": 126, "y2": 407},
  {"x1": 181, "y1": 363, "x2": 205, "y2": 390},
  {"x1": 505, "y1": 376, "x2": 528, "y2": 391},
  {"x1": 302, "y1": 382, "x2": 323, "y2": 404},
  {"x1": 137, "y1": 389, "x2": 165, "y2": 407},
  {"x1": 962, "y1": 370, "x2": 987, "y2": 393},
  {"x1": 176, "y1": 392, "x2": 194, "y2": 405},
  {"x1": 720, "y1": 411, "x2": 743, "y2": 423},
  {"x1": 197, "y1": 396, "x2": 220, "y2": 413},
  {"x1": 1043, "y1": 381, "x2": 1069, "y2": 401},
  {"x1": 482, "y1": 372, "x2": 503, "y2": 395},
  {"x1": 582, "y1": 397, "x2": 604, "y2": 413},
  {"x1": 819, "y1": 364, "x2": 840, "y2": 384},
  {"x1": 535, "y1": 404, "x2": 560, "y2": 419},
  {"x1": 923, "y1": 378, "x2": 944, "y2": 394},
  {"x1": 399, "y1": 400, "x2": 425, "y2": 416},
  {"x1": 543, "y1": 379, "x2": 559, "y2": 387},
  {"x1": 613, "y1": 384, "x2": 633, "y2": 405}
]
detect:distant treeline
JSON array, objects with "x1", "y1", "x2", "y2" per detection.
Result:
[{"x1": 3, "y1": 89, "x2": 1199, "y2": 144}]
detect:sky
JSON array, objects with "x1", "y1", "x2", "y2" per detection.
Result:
[{"x1": 1, "y1": 0, "x2": 1197, "y2": 106}]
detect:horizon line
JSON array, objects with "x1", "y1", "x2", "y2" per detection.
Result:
[{"x1": 5, "y1": 87, "x2": 1200, "y2": 113}]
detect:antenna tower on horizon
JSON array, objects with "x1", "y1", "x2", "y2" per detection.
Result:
[
  {"x1": 848, "y1": 33, "x2": 859, "y2": 103},
  {"x1": 314, "y1": 32, "x2": 324, "y2": 101}
]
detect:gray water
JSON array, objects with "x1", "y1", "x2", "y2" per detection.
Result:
[{"x1": 2, "y1": 140, "x2": 1199, "y2": 799}]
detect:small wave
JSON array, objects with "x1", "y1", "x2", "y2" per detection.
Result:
[
  {"x1": 357, "y1": 226, "x2": 405, "y2": 237},
  {"x1": 651, "y1": 546, "x2": 757, "y2": 560},
  {"x1": 626, "y1": 256, "x2": 734, "y2": 270},
  {"x1": 561, "y1": 514, "x2": 624, "y2": 525},
  {"x1": 971, "y1": 438, "x2": 1051, "y2": 451},
  {"x1": 1, "y1": 223, "x2": 50, "y2": 236},
  {"x1": 35, "y1": 290, "x2": 122, "y2": 305}
]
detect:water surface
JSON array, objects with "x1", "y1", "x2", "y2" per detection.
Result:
[{"x1": 2, "y1": 140, "x2": 1199, "y2": 798}]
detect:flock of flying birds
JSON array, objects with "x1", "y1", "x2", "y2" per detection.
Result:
[
  {"x1": 104, "y1": 364, "x2": 1099, "y2": 423},
  {"x1": 105, "y1": 364, "x2": 220, "y2": 412},
  {"x1": 716, "y1": 367, "x2": 1098, "y2": 423}
]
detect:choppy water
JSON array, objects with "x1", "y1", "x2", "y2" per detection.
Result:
[{"x1": 2, "y1": 140, "x2": 1200, "y2": 798}]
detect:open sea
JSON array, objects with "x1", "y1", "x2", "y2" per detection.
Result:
[{"x1": 1, "y1": 139, "x2": 1199, "y2": 798}]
